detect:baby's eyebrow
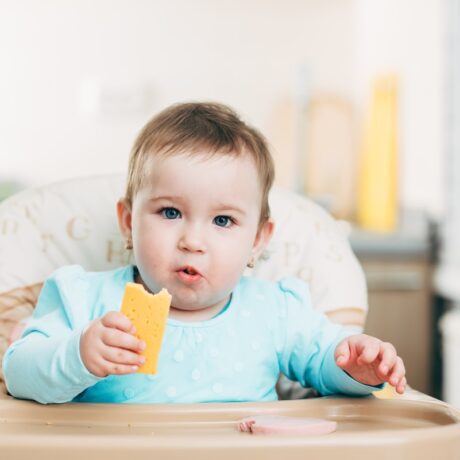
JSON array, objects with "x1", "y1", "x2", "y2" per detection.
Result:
[
  {"x1": 148, "y1": 195, "x2": 183, "y2": 203},
  {"x1": 213, "y1": 203, "x2": 247, "y2": 216}
]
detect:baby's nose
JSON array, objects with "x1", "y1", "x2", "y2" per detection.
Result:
[{"x1": 178, "y1": 225, "x2": 206, "y2": 253}]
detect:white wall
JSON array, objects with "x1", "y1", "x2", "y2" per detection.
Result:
[
  {"x1": 0, "y1": 0, "x2": 354, "y2": 187},
  {"x1": 0, "y1": 0, "x2": 445, "y2": 218}
]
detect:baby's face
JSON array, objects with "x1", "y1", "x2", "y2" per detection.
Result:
[{"x1": 126, "y1": 152, "x2": 270, "y2": 316}]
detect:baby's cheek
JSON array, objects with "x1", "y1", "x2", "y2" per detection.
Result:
[{"x1": 214, "y1": 256, "x2": 247, "y2": 287}]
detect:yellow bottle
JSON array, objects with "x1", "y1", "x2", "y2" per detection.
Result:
[{"x1": 357, "y1": 75, "x2": 398, "y2": 232}]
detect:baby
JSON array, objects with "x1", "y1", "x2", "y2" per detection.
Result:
[{"x1": 2, "y1": 102, "x2": 406, "y2": 404}]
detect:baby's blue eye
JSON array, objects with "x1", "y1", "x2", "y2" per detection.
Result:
[
  {"x1": 214, "y1": 215, "x2": 233, "y2": 227},
  {"x1": 161, "y1": 207, "x2": 181, "y2": 219}
]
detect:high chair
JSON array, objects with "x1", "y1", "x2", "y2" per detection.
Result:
[{"x1": 0, "y1": 174, "x2": 459, "y2": 459}]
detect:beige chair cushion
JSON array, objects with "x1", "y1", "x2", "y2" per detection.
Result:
[{"x1": 0, "y1": 174, "x2": 367, "y2": 382}]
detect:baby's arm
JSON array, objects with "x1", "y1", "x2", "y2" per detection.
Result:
[
  {"x1": 335, "y1": 334, "x2": 406, "y2": 394},
  {"x1": 3, "y1": 327, "x2": 101, "y2": 404},
  {"x1": 3, "y1": 311, "x2": 145, "y2": 404},
  {"x1": 80, "y1": 311, "x2": 145, "y2": 377},
  {"x1": 2, "y1": 265, "x2": 142, "y2": 404},
  {"x1": 276, "y1": 278, "x2": 385, "y2": 397}
]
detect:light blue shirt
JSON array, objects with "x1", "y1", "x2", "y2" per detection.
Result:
[{"x1": 3, "y1": 265, "x2": 380, "y2": 404}]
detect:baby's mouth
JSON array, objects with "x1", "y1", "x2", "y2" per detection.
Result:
[
  {"x1": 182, "y1": 266, "x2": 199, "y2": 275},
  {"x1": 176, "y1": 265, "x2": 203, "y2": 284}
]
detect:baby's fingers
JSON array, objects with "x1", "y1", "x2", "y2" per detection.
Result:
[
  {"x1": 388, "y1": 356, "x2": 406, "y2": 390},
  {"x1": 335, "y1": 339, "x2": 351, "y2": 367},
  {"x1": 377, "y1": 342, "x2": 397, "y2": 377},
  {"x1": 355, "y1": 338, "x2": 381, "y2": 364},
  {"x1": 102, "y1": 327, "x2": 145, "y2": 353},
  {"x1": 83, "y1": 352, "x2": 139, "y2": 378},
  {"x1": 101, "y1": 346, "x2": 145, "y2": 368},
  {"x1": 396, "y1": 377, "x2": 407, "y2": 394},
  {"x1": 99, "y1": 360, "x2": 140, "y2": 376},
  {"x1": 101, "y1": 311, "x2": 136, "y2": 334}
]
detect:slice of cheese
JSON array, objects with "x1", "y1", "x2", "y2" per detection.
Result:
[{"x1": 120, "y1": 282, "x2": 171, "y2": 374}]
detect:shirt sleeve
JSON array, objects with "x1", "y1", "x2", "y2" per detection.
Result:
[
  {"x1": 2, "y1": 266, "x2": 102, "y2": 404},
  {"x1": 274, "y1": 277, "x2": 381, "y2": 396}
]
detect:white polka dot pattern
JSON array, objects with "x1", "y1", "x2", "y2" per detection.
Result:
[{"x1": 173, "y1": 350, "x2": 184, "y2": 362}]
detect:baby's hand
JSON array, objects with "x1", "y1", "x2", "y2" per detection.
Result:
[
  {"x1": 80, "y1": 311, "x2": 146, "y2": 377},
  {"x1": 335, "y1": 334, "x2": 406, "y2": 394}
]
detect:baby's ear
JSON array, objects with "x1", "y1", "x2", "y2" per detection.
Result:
[
  {"x1": 252, "y1": 219, "x2": 274, "y2": 257},
  {"x1": 116, "y1": 198, "x2": 133, "y2": 240}
]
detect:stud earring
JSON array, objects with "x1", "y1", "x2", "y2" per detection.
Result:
[{"x1": 125, "y1": 238, "x2": 133, "y2": 250}]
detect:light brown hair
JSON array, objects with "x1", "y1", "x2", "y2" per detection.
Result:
[{"x1": 125, "y1": 102, "x2": 275, "y2": 225}]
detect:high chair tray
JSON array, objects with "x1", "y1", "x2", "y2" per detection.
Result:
[{"x1": 0, "y1": 386, "x2": 459, "y2": 460}]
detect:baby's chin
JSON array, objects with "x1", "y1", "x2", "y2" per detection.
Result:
[
  {"x1": 170, "y1": 292, "x2": 231, "y2": 315},
  {"x1": 170, "y1": 301, "x2": 202, "y2": 311},
  {"x1": 170, "y1": 299, "x2": 219, "y2": 312}
]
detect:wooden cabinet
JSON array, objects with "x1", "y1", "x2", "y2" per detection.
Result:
[
  {"x1": 350, "y1": 213, "x2": 434, "y2": 395},
  {"x1": 359, "y1": 257, "x2": 433, "y2": 395}
]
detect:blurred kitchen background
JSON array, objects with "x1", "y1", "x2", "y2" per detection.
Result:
[{"x1": 1, "y1": 0, "x2": 459, "y2": 403}]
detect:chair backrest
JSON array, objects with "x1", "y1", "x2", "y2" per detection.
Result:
[{"x1": 0, "y1": 174, "x2": 367, "y2": 379}]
